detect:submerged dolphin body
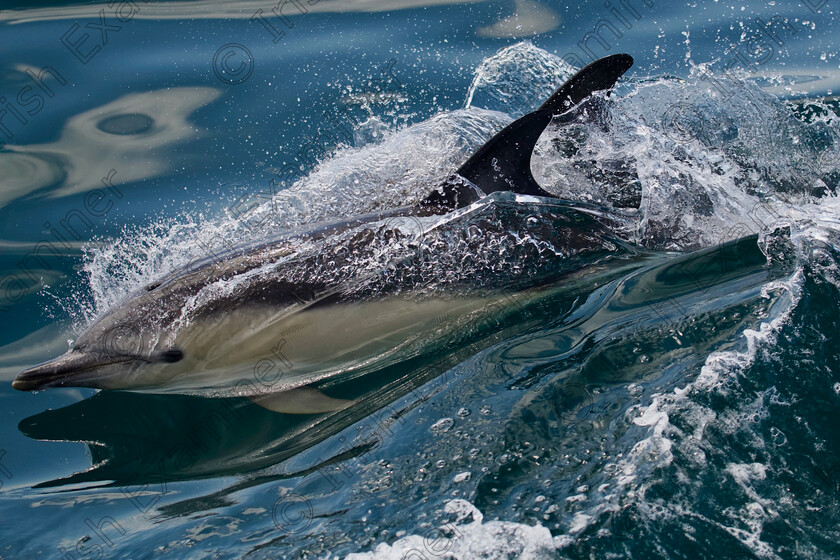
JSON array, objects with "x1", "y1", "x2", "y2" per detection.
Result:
[{"x1": 13, "y1": 54, "x2": 635, "y2": 413}]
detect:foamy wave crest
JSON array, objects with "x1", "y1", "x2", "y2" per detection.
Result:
[
  {"x1": 565, "y1": 193, "x2": 840, "y2": 556},
  {"x1": 73, "y1": 41, "x2": 840, "y2": 338},
  {"x1": 533, "y1": 72, "x2": 840, "y2": 251},
  {"x1": 345, "y1": 500, "x2": 563, "y2": 560}
]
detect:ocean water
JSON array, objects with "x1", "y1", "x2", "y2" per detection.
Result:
[{"x1": 1, "y1": 1, "x2": 839, "y2": 559}]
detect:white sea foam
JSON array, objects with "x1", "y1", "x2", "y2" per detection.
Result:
[
  {"x1": 62, "y1": 42, "x2": 840, "y2": 558},
  {"x1": 72, "y1": 41, "x2": 839, "y2": 332},
  {"x1": 343, "y1": 500, "x2": 562, "y2": 560},
  {"x1": 561, "y1": 192, "x2": 840, "y2": 554}
]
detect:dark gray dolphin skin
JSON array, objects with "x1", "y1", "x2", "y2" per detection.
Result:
[{"x1": 13, "y1": 54, "x2": 634, "y2": 413}]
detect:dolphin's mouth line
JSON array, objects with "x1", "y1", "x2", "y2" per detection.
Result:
[
  {"x1": 11, "y1": 54, "x2": 638, "y2": 397},
  {"x1": 12, "y1": 354, "x2": 145, "y2": 392}
]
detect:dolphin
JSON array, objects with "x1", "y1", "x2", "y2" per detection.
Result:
[{"x1": 13, "y1": 54, "x2": 635, "y2": 413}]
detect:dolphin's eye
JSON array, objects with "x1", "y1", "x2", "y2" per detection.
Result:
[{"x1": 157, "y1": 348, "x2": 184, "y2": 363}]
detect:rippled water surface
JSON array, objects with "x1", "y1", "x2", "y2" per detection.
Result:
[{"x1": 1, "y1": 1, "x2": 839, "y2": 559}]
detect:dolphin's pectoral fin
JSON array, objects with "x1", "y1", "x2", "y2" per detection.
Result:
[
  {"x1": 248, "y1": 387, "x2": 357, "y2": 414},
  {"x1": 420, "y1": 54, "x2": 633, "y2": 211}
]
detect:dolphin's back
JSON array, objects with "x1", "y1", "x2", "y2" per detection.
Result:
[{"x1": 12, "y1": 54, "x2": 636, "y2": 399}]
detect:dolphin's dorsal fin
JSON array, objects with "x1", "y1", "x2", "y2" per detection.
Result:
[
  {"x1": 420, "y1": 53, "x2": 633, "y2": 210},
  {"x1": 538, "y1": 53, "x2": 634, "y2": 114},
  {"x1": 454, "y1": 110, "x2": 555, "y2": 200},
  {"x1": 419, "y1": 111, "x2": 554, "y2": 209}
]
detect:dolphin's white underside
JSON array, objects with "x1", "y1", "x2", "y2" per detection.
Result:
[{"x1": 122, "y1": 294, "x2": 517, "y2": 401}]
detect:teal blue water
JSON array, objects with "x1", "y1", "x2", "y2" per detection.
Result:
[{"x1": 1, "y1": 1, "x2": 839, "y2": 558}]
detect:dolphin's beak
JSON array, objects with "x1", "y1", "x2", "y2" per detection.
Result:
[{"x1": 13, "y1": 351, "x2": 125, "y2": 391}]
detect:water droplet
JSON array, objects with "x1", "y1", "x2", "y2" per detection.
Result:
[
  {"x1": 430, "y1": 417, "x2": 455, "y2": 434},
  {"x1": 627, "y1": 384, "x2": 644, "y2": 398}
]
